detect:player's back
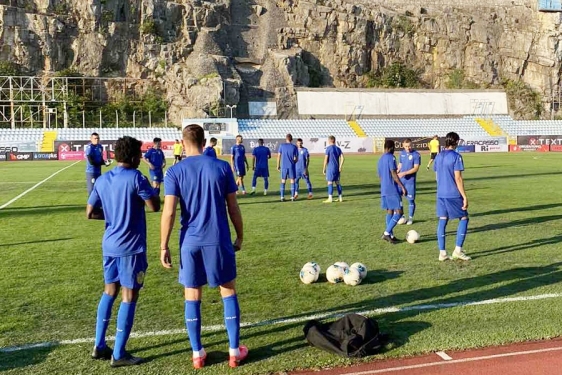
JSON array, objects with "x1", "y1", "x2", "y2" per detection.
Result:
[
  {"x1": 203, "y1": 146, "x2": 217, "y2": 158},
  {"x1": 165, "y1": 156, "x2": 237, "y2": 246},
  {"x1": 279, "y1": 143, "x2": 298, "y2": 168},
  {"x1": 93, "y1": 167, "x2": 150, "y2": 256},
  {"x1": 378, "y1": 153, "x2": 399, "y2": 196},
  {"x1": 325, "y1": 145, "x2": 341, "y2": 170},
  {"x1": 253, "y1": 146, "x2": 270, "y2": 169},
  {"x1": 435, "y1": 150, "x2": 463, "y2": 198}
]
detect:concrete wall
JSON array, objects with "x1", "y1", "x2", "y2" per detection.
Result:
[{"x1": 296, "y1": 90, "x2": 509, "y2": 116}]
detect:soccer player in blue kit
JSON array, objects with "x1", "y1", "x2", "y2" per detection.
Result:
[
  {"x1": 85, "y1": 132, "x2": 110, "y2": 196},
  {"x1": 277, "y1": 134, "x2": 299, "y2": 201},
  {"x1": 160, "y1": 124, "x2": 247, "y2": 369},
  {"x1": 397, "y1": 139, "x2": 421, "y2": 225},
  {"x1": 250, "y1": 139, "x2": 271, "y2": 195},
  {"x1": 203, "y1": 137, "x2": 218, "y2": 158},
  {"x1": 378, "y1": 140, "x2": 407, "y2": 244},
  {"x1": 143, "y1": 137, "x2": 166, "y2": 196},
  {"x1": 434, "y1": 132, "x2": 471, "y2": 261},
  {"x1": 322, "y1": 136, "x2": 344, "y2": 203},
  {"x1": 87, "y1": 136, "x2": 160, "y2": 367},
  {"x1": 230, "y1": 135, "x2": 249, "y2": 195},
  {"x1": 295, "y1": 138, "x2": 313, "y2": 200}
]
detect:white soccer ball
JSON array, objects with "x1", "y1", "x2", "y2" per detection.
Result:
[
  {"x1": 334, "y1": 262, "x2": 349, "y2": 272},
  {"x1": 303, "y1": 261, "x2": 321, "y2": 275},
  {"x1": 397, "y1": 216, "x2": 407, "y2": 225},
  {"x1": 406, "y1": 230, "x2": 420, "y2": 244},
  {"x1": 350, "y1": 262, "x2": 367, "y2": 279},
  {"x1": 343, "y1": 267, "x2": 362, "y2": 286},
  {"x1": 299, "y1": 265, "x2": 319, "y2": 284},
  {"x1": 326, "y1": 264, "x2": 345, "y2": 284}
]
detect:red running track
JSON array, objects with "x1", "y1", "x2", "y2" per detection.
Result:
[{"x1": 292, "y1": 338, "x2": 562, "y2": 375}]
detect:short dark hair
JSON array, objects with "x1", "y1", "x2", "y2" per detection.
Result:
[
  {"x1": 210, "y1": 137, "x2": 217, "y2": 144},
  {"x1": 445, "y1": 132, "x2": 460, "y2": 148},
  {"x1": 115, "y1": 136, "x2": 142, "y2": 165},
  {"x1": 384, "y1": 139, "x2": 395, "y2": 152},
  {"x1": 328, "y1": 135, "x2": 336, "y2": 142},
  {"x1": 153, "y1": 137, "x2": 162, "y2": 143},
  {"x1": 296, "y1": 138, "x2": 303, "y2": 143},
  {"x1": 258, "y1": 138, "x2": 264, "y2": 145},
  {"x1": 286, "y1": 134, "x2": 293, "y2": 142},
  {"x1": 175, "y1": 139, "x2": 179, "y2": 142},
  {"x1": 183, "y1": 124, "x2": 205, "y2": 146},
  {"x1": 91, "y1": 132, "x2": 99, "y2": 137},
  {"x1": 403, "y1": 138, "x2": 412, "y2": 144}
]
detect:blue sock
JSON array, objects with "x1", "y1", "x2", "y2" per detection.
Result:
[
  {"x1": 328, "y1": 184, "x2": 333, "y2": 196},
  {"x1": 223, "y1": 295, "x2": 240, "y2": 350},
  {"x1": 252, "y1": 174, "x2": 257, "y2": 188},
  {"x1": 94, "y1": 293, "x2": 115, "y2": 349},
  {"x1": 438, "y1": 218, "x2": 448, "y2": 251},
  {"x1": 408, "y1": 200, "x2": 416, "y2": 218},
  {"x1": 240, "y1": 182, "x2": 245, "y2": 192},
  {"x1": 113, "y1": 302, "x2": 137, "y2": 360},
  {"x1": 337, "y1": 184, "x2": 342, "y2": 196},
  {"x1": 264, "y1": 177, "x2": 269, "y2": 190},
  {"x1": 385, "y1": 213, "x2": 392, "y2": 228},
  {"x1": 295, "y1": 178, "x2": 300, "y2": 193},
  {"x1": 456, "y1": 218, "x2": 469, "y2": 247},
  {"x1": 385, "y1": 212, "x2": 401, "y2": 234},
  {"x1": 280, "y1": 182, "x2": 285, "y2": 198},
  {"x1": 184, "y1": 300, "x2": 202, "y2": 352},
  {"x1": 305, "y1": 176, "x2": 313, "y2": 193},
  {"x1": 290, "y1": 183, "x2": 296, "y2": 197}
]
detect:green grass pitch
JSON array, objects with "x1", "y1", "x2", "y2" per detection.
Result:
[{"x1": 2, "y1": 152, "x2": 562, "y2": 374}]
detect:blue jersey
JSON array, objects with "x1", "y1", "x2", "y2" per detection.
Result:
[
  {"x1": 231, "y1": 144, "x2": 246, "y2": 167},
  {"x1": 144, "y1": 148, "x2": 165, "y2": 169},
  {"x1": 296, "y1": 147, "x2": 309, "y2": 172},
  {"x1": 252, "y1": 146, "x2": 271, "y2": 170},
  {"x1": 434, "y1": 149, "x2": 464, "y2": 198},
  {"x1": 278, "y1": 143, "x2": 298, "y2": 169},
  {"x1": 203, "y1": 146, "x2": 217, "y2": 158},
  {"x1": 85, "y1": 143, "x2": 104, "y2": 174},
  {"x1": 325, "y1": 145, "x2": 342, "y2": 172},
  {"x1": 87, "y1": 166, "x2": 155, "y2": 257},
  {"x1": 398, "y1": 150, "x2": 421, "y2": 184},
  {"x1": 378, "y1": 152, "x2": 400, "y2": 197},
  {"x1": 164, "y1": 156, "x2": 238, "y2": 247}
]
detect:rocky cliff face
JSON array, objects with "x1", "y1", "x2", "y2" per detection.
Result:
[{"x1": 0, "y1": 0, "x2": 560, "y2": 122}]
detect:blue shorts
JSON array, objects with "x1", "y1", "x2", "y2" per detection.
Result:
[
  {"x1": 437, "y1": 197, "x2": 468, "y2": 219},
  {"x1": 103, "y1": 252, "x2": 148, "y2": 290},
  {"x1": 403, "y1": 183, "x2": 416, "y2": 200},
  {"x1": 296, "y1": 170, "x2": 307, "y2": 179},
  {"x1": 149, "y1": 169, "x2": 164, "y2": 183},
  {"x1": 87, "y1": 172, "x2": 101, "y2": 196},
  {"x1": 326, "y1": 170, "x2": 340, "y2": 182},
  {"x1": 381, "y1": 195, "x2": 403, "y2": 211},
  {"x1": 179, "y1": 244, "x2": 237, "y2": 288},
  {"x1": 235, "y1": 166, "x2": 246, "y2": 177},
  {"x1": 254, "y1": 168, "x2": 269, "y2": 178},
  {"x1": 281, "y1": 166, "x2": 296, "y2": 180}
]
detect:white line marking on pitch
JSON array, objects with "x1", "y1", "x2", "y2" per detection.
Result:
[
  {"x1": 436, "y1": 351, "x2": 453, "y2": 361},
  {"x1": 1, "y1": 292, "x2": 561, "y2": 353},
  {"x1": 0, "y1": 161, "x2": 81, "y2": 210},
  {"x1": 341, "y1": 346, "x2": 562, "y2": 375}
]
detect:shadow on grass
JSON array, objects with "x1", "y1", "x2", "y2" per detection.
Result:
[
  {"x1": 0, "y1": 205, "x2": 84, "y2": 217},
  {"x1": 471, "y1": 203, "x2": 562, "y2": 218},
  {"x1": 472, "y1": 234, "x2": 562, "y2": 259},
  {"x1": 0, "y1": 346, "x2": 53, "y2": 372},
  {"x1": 0, "y1": 238, "x2": 74, "y2": 248}
]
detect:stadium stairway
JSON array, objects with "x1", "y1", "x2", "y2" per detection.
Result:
[
  {"x1": 475, "y1": 118, "x2": 507, "y2": 136},
  {"x1": 41, "y1": 130, "x2": 57, "y2": 152},
  {"x1": 347, "y1": 120, "x2": 367, "y2": 137}
]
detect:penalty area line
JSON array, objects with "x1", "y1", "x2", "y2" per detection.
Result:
[
  {"x1": 1, "y1": 292, "x2": 562, "y2": 353},
  {"x1": 0, "y1": 161, "x2": 81, "y2": 210}
]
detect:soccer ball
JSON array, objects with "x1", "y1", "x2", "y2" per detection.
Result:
[
  {"x1": 326, "y1": 264, "x2": 345, "y2": 284},
  {"x1": 350, "y1": 262, "x2": 367, "y2": 279},
  {"x1": 397, "y1": 216, "x2": 407, "y2": 225},
  {"x1": 406, "y1": 230, "x2": 420, "y2": 244},
  {"x1": 303, "y1": 261, "x2": 321, "y2": 274},
  {"x1": 343, "y1": 267, "x2": 362, "y2": 286},
  {"x1": 300, "y1": 265, "x2": 319, "y2": 284},
  {"x1": 334, "y1": 262, "x2": 349, "y2": 272}
]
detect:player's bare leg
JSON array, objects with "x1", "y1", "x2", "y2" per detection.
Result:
[{"x1": 280, "y1": 178, "x2": 286, "y2": 201}]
